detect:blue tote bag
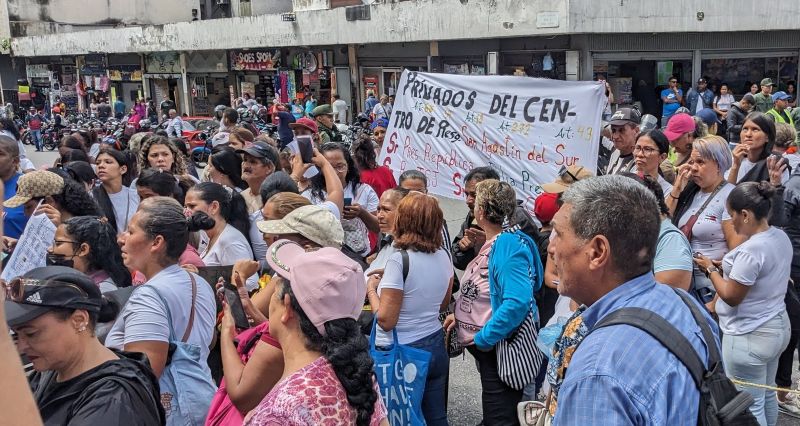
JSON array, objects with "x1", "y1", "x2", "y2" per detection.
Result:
[
  {"x1": 370, "y1": 318, "x2": 431, "y2": 426},
  {"x1": 151, "y1": 273, "x2": 217, "y2": 426}
]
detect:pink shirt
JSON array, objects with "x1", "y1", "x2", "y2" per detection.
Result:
[
  {"x1": 454, "y1": 236, "x2": 496, "y2": 345},
  {"x1": 244, "y1": 356, "x2": 387, "y2": 426}
]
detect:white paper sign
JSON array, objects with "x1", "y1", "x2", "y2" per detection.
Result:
[
  {"x1": 1, "y1": 213, "x2": 57, "y2": 281},
  {"x1": 378, "y1": 70, "x2": 605, "y2": 212}
]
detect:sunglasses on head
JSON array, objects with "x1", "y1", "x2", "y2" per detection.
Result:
[{"x1": 5, "y1": 278, "x2": 87, "y2": 303}]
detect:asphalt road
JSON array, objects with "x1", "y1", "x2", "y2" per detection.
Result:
[{"x1": 26, "y1": 147, "x2": 800, "y2": 425}]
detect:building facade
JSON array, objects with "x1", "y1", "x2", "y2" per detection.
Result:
[{"x1": 2, "y1": 0, "x2": 798, "y2": 117}]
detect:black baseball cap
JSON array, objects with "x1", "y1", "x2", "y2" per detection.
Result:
[
  {"x1": 5, "y1": 266, "x2": 102, "y2": 328},
  {"x1": 609, "y1": 107, "x2": 642, "y2": 126},
  {"x1": 236, "y1": 141, "x2": 278, "y2": 163}
]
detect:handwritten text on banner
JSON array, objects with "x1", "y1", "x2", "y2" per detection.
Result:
[{"x1": 378, "y1": 71, "x2": 605, "y2": 211}]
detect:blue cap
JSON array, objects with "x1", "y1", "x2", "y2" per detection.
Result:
[
  {"x1": 696, "y1": 108, "x2": 721, "y2": 126},
  {"x1": 773, "y1": 91, "x2": 791, "y2": 102}
]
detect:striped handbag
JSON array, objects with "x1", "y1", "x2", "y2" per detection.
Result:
[{"x1": 495, "y1": 308, "x2": 545, "y2": 390}]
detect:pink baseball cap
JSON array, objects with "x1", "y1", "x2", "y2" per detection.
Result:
[
  {"x1": 663, "y1": 113, "x2": 695, "y2": 142},
  {"x1": 267, "y1": 239, "x2": 366, "y2": 336}
]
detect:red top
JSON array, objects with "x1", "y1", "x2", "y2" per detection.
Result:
[{"x1": 359, "y1": 166, "x2": 397, "y2": 198}]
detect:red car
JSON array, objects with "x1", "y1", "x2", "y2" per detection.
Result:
[{"x1": 180, "y1": 116, "x2": 219, "y2": 151}]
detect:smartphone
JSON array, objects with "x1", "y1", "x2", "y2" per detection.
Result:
[
  {"x1": 343, "y1": 197, "x2": 352, "y2": 207},
  {"x1": 297, "y1": 135, "x2": 314, "y2": 164},
  {"x1": 224, "y1": 284, "x2": 251, "y2": 330}
]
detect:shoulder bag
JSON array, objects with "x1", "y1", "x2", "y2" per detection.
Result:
[
  {"x1": 151, "y1": 272, "x2": 218, "y2": 426},
  {"x1": 678, "y1": 182, "x2": 725, "y2": 241}
]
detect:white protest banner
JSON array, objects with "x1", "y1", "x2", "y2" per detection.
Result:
[
  {"x1": 378, "y1": 70, "x2": 605, "y2": 212},
  {"x1": 1, "y1": 213, "x2": 56, "y2": 281}
]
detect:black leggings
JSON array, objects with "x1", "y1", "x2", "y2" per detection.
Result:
[
  {"x1": 775, "y1": 276, "x2": 800, "y2": 388},
  {"x1": 468, "y1": 345, "x2": 522, "y2": 425}
]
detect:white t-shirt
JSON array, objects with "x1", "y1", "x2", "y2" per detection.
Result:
[
  {"x1": 726, "y1": 158, "x2": 790, "y2": 185},
  {"x1": 107, "y1": 186, "x2": 140, "y2": 234},
  {"x1": 304, "y1": 184, "x2": 377, "y2": 256},
  {"x1": 364, "y1": 242, "x2": 400, "y2": 278},
  {"x1": 376, "y1": 249, "x2": 453, "y2": 346},
  {"x1": 249, "y1": 210, "x2": 268, "y2": 269},
  {"x1": 657, "y1": 175, "x2": 673, "y2": 198},
  {"x1": 716, "y1": 227, "x2": 792, "y2": 335},
  {"x1": 676, "y1": 183, "x2": 734, "y2": 260},
  {"x1": 715, "y1": 94, "x2": 735, "y2": 111},
  {"x1": 332, "y1": 99, "x2": 348, "y2": 123},
  {"x1": 105, "y1": 265, "x2": 217, "y2": 365},
  {"x1": 199, "y1": 224, "x2": 258, "y2": 290}
]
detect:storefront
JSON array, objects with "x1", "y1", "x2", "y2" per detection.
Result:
[
  {"x1": 187, "y1": 51, "x2": 230, "y2": 116},
  {"x1": 357, "y1": 42, "x2": 428, "y2": 108},
  {"x1": 26, "y1": 57, "x2": 80, "y2": 113},
  {"x1": 77, "y1": 54, "x2": 109, "y2": 109},
  {"x1": 228, "y1": 49, "x2": 280, "y2": 104},
  {"x1": 578, "y1": 32, "x2": 800, "y2": 123},
  {"x1": 143, "y1": 52, "x2": 184, "y2": 115},
  {"x1": 107, "y1": 54, "x2": 143, "y2": 112},
  {"x1": 288, "y1": 49, "x2": 338, "y2": 106}
]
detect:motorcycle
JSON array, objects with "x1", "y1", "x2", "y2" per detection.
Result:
[{"x1": 190, "y1": 132, "x2": 212, "y2": 167}]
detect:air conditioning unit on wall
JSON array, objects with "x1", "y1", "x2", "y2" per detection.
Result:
[{"x1": 345, "y1": 5, "x2": 370, "y2": 21}]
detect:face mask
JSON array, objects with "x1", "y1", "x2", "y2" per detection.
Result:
[{"x1": 46, "y1": 253, "x2": 75, "y2": 268}]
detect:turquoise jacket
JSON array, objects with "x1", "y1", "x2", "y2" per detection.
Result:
[{"x1": 474, "y1": 230, "x2": 543, "y2": 350}]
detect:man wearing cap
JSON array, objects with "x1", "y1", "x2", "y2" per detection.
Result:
[
  {"x1": 605, "y1": 107, "x2": 640, "y2": 175},
  {"x1": 660, "y1": 76, "x2": 684, "y2": 126},
  {"x1": 754, "y1": 78, "x2": 775, "y2": 113},
  {"x1": 727, "y1": 94, "x2": 754, "y2": 144},
  {"x1": 0, "y1": 135, "x2": 27, "y2": 239},
  {"x1": 311, "y1": 104, "x2": 342, "y2": 144},
  {"x1": 686, "y1": 78, "x2": 714, "y2": 115},
  {"x1": 289, "y1": 117, "x2": 320, "y2": 146},
  {"x1": 237, "y1": 141, "x2": 279, "y2": 214},
  {"x1": 696, "y1": 108, "x2": 721, "y2": 136},
  {"x1": 767, "y1": 91, "x2": 795, "y2": 126},
  {"x1": 663, "y1": 113, "x2": 697, "y2": 169},
  {"x1": 3, "y1": 170, "x2": 65, "y2": 219}
]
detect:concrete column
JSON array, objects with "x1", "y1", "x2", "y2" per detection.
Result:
[
  {"x1": 140, "y1": 54, "x2": 150, "y2": 101},
  {"x1": 430, "y1": 41, "x2": 439, "y2": 57},
  {"x1": 348, "y1": 44, "x2": 360, "y2": 114},
  {"x1": 75, "y1": 56, "x2": 84, "y2": 112},
  {"x1": 692, "y1": 49, "x2": 701, "y2": 85},
  {"x1": 180, "y1": 52, "x2": 190, "y2": 115}
]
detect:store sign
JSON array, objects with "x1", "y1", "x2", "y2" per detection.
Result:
[
  {"x1": 536, "y1": 11, "x2": 560, "y2": 28},
  {"x1": 229, "y1": 50, "x2": 281, "y2": 71},
  {"x1": 378, "y1": 70, "x2": 605, "y2": 211},
  {"x1": 109, "y1": 65, "x2": 143, "y2": 82},
  {"x1": 80, "y1": 54, "x2": 107, "y2": 76},
  {"x1": 26, "y1": 64, "x2": 50, "y2": 79},
  {"x1": 146, "y1": 53, "x2": 181, "y2": 74}
]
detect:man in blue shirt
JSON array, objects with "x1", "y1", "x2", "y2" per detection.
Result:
[
  {"x1": 548, "y1": 174, "x2": 719, "y2": 425},
  {"x1": 113, "y1": 97, "x2": 126, "y2": 120},
  {"x1": 660, "y1": 76, "x2": 683, "y2": 127},
  {"x1": 0, "y1": 135, "x2": 27, "y2": 239},
  {"x1": 686, "y1": 78, "x2": 714, "y2": 115}
]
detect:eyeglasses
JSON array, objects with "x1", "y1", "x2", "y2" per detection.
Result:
[
  {"x1": 558, "y1": 165, "x2": 584, "y2": 182},
  {"x1": 633, "y1": 146, "x2": 659, "y2": 155},
  {"x1": 5, "y1": 278, "x2": 87, "y2": 303}
]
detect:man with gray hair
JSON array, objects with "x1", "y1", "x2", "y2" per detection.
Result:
[
  {"x1": 165, "y1": 109, "x2": 183, "y2": 138},
  {"x1": 547, "y1": 175, "x2": 720, "y2": 424},
  {"x1": 0, "y1": 134, "x2": 27, "y2": 238}
]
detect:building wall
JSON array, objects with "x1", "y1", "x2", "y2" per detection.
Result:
[
  {"x1": 568, "y1": 0, "x2": 800, "y2": 33},
  {"x1": 10, "y1": 0, "x2": 570, "y2": 56},
  {"x1": 252, "y1": 0, "x2": 294, "y2": 15},
  {"x1": 7, "y1": 0, "x2": 200, "y2": 37}
]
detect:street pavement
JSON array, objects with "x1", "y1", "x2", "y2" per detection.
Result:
[{"x1": 26, "y1": 148, "x2": 800, "y2": 425}]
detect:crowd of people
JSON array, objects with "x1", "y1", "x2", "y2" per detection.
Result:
[{"x1": 0, "y1": 72, "x2": 798, "y2": 426}]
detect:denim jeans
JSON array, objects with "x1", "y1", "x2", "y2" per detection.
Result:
[
  {"x1": 407, "y1": 328, "x2": 449, "y2": 426},
  {"x1": 467, "y1": 345, "x2": 522, "y2": 426},
  {"x1": 31, "y1": 129, "x2": 42, "y2": 151},
  {"x1": 723, "y1": 310, "x2": 790, "y2": 426}
]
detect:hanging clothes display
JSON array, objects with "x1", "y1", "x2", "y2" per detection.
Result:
[
  {"x1": 286, "y1": 72, "x2": 296, "y2": 103},
  {"x1": 273, "y1": 73, "x2": 282, "y2": 103}
]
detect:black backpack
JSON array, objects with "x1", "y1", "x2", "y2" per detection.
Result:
[{"x1": 591, "y1": 288, "x2": 758, "y2": 426}]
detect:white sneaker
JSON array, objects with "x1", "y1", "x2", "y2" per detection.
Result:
[{"x1": 778, "y1": 392, "x2": 800, "y2": 418}]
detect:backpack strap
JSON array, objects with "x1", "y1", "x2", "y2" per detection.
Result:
[
  {"x1": 400, "y1": 249, "x2": 409, "y2": 282},
  {"x1": 181, "y1": 272, "x2": 198, "y2": 343},
  {"x1": 593, "y1": 307, "x2": 705, "y2": 389},
  {"x1": 673, "y1": 288, "x2": 721, "y2": 364}
]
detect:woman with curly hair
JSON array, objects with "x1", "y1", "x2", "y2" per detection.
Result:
[
  {"x1": 47, "y1": 216, "x2": 132, "y2": 291},
  {"x1": 245, "y1": 239, "x2": 388, "y2": 425},
  {"x1": 305, "y1": 142, "x2": 379, "y2": 256},
  {"x1": 138, "y1": 135, "x2": 187, "y2": 176}
]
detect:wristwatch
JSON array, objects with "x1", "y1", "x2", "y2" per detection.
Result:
[{"x1": 705, "y1": 265, "x2": 720, "y2": 277}]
